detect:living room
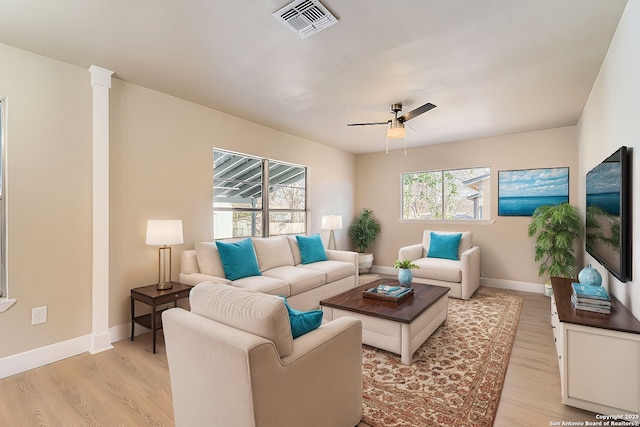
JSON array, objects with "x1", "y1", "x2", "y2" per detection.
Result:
[{"x1": 0, "y1": 0, "x2": 638, "y2": 425}]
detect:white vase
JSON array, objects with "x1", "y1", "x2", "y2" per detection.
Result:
[
  {"x1": 544, "y1": 282, "x2": 553, "y2": 297},
  {"x1": 358, "y1": 253, "x2": 373, "y2": 274}
]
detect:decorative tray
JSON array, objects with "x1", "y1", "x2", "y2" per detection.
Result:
[{"x1": 363, "y1": 284, "x2": 414, "y2": 303}]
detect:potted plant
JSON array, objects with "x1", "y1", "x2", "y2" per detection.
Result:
[
  {"x1": 348, "y1": 208, "x2": 381, "y2": 273},
  {"x1": 527, "y1": 202, "x2": 583, "y2": 296},
  {"x1": 394, "y1": 259, "x2": 419, "y2": 286}
]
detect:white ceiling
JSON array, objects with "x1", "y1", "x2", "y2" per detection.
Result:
[{"x1": 0, "y1": 0, "x2": 628, "y2": 154}]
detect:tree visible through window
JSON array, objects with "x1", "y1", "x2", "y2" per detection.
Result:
[
  {"x1": 402, "y1": 167, "x2": 491, "y2": 220},
  {"x1": 213, "y1": 149, "x2": 307, "y2": 239}
]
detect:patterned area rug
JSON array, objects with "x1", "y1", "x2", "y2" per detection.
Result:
[
  {"x1": 361, "y1": 287, "x2": 523, "y2": 427},
  {"x1": 358, "y1": 274, "x2": 380, "y2": 285}
]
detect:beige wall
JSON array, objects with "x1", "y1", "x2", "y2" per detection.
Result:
[
  {"x1": 0, "y1": 44, "x2": 93, "y2": 358},
  {"x1": 578, "y1": 0, "x2": 639, "y2": 318},
  {"x1": 0, "y1": 45, "x2": 356, "y2": 359},
  {"x1": 355, "y1": 126, "x2": 579, "y2": 285},
  {"x1": 109, "y1": 80, "x2": 356, "y2": 326}
]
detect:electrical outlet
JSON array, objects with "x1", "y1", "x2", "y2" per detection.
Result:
[{"x1": 32, "y1": 306, "x2": 47, "y2": 325}]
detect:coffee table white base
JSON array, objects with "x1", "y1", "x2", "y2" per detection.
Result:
[{"x1": 322, "y1": 295, "x2": 448, "y2": 365}]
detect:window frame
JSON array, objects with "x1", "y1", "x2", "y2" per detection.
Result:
[
  {"x1": 400, "y1": 166, "x2": 493, "y2": 224},
  {"x1": 213, "y1": 149, "x2": 307, "y2": 239},
  {"x1": 0, "y1": 97, "x2": 14, "y2": 312}
]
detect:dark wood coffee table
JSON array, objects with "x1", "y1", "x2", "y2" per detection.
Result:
[{"x1": 320, "y1": 279, "x2": 449, "y2": 365}]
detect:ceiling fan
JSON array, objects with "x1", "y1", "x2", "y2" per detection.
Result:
[{"x1": 347, "y1": 101, "x2": 437, "y2": 139}]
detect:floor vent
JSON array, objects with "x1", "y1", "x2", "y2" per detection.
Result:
[{"x1": 273, "y1": 0, "x2": 338, "y2": 39}]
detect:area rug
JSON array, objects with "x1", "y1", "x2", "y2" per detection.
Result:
[
  {"x1": 361, "y1": 287, "x2": 523, "y2": 427},
  {"x1": 359, "y1": 273, "x2": 380, "y2": 285}
]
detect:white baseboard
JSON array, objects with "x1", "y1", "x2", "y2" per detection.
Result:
[
  {"x1": 370, "y1": 265, "x2": 544, "y2": 294},
  {"x1": 480, "y1": 277, "x2": 545, "y2": 294},
  {"x1": 370, "y1": 265, "x2": 395, "y2": 275},
  {"x1": 0, "y1": 334, "x2": 91, "y2": 379},
  {"x1": 0, "y1": 322, "x2": 149, "y2": 379}
]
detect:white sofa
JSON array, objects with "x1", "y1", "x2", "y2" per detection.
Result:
[
  {"x1": 163, "y1": 281, "x2": 363, "y2": 427},
  {"x1": 180, "y1": 235, "x2": 358, "y2": 311},
  {"x1": 398, "y1": 230, "x2": 480, "y2": 300}
]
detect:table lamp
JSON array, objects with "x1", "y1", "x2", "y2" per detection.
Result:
[
  {"x1": 146, "y1": 219, "x2": 183, "y2": 290},
  {"x1": 321, "y1": 215, "x2": 342, "y2": 250}
]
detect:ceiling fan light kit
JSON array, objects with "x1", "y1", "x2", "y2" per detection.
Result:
[
  {"x1": 387, "y1": 120, "x2": 406, "y2": 139},
  {"x1": 348, "y1": 102, "x2": 436, "y2": 154}
]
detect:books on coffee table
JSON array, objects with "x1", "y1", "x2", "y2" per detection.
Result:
[
  {"x1": 363, "y1": 284, "x2": 414, "y2": 303},
  {"x1": 571, "y1": 282, "x2": 611, "y2": 314}
]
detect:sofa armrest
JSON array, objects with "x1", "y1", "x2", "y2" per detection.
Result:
[
  {"x1": 179, "y1": 272, "x2": 231, "y2": 287},
  {"x1": 281, "y1": 317, "x2": 361, "y2": 364},
  {"x1": 163, "y1": 308, "x2": 277, "y2": 427},
  {"x1": 326, "y1": 249, "x2": 358, "y2": 265},
  {"x1": 460, "y1": 246, "x2": 480, "y2": 300},
  {"x1": 274, "y1": 316, "x2": 363, "y2": 425},
  {"x1": 180, "y1": 249, "x2": 200, "y2": 274},
  {"x1": 398, "y1": 243, "x2": 423, "y2": 261}
]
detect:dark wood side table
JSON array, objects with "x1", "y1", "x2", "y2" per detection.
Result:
[{"x1": 130, "y1": 282, "x2": 193, "y2": 354}]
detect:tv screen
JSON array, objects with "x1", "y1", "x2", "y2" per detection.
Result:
[{"x1": 585, "y1": 146, "x2": 632, "y2": 282}]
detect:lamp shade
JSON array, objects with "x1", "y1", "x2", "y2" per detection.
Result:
[
  {"x1": 146, "y1": 220, "x2": 184, "y2": 245},
  {"x1": 321, "y1": 215, "x2": 342, "y2": 230}
]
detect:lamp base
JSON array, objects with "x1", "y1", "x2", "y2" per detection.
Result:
[
  {"x1": 156, "y1": 281, "x2": 173, "y2": 291},
  {"x1": 328, "y1": 230, "x2": 336, "y2": 250}
]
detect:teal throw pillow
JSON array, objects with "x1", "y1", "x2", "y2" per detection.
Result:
[
  {"x1": 215, "y1": 238, "x2": 262, "y2": 281},
  {"x1": 295, "y1": 234, "x2": 328, "y2": 264},
  {"x1": 427, "y1": 232, "x2": 463, "y2": 260},
  {"x1": 281, "y1": 298, "x2": 323, "y2": 339}
]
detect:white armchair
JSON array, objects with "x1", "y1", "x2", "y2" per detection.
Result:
[
  {"x1": 398, "y1": 230, "x2": 480, "y2": 300},
  {"x1": 162, "y1": 282, "x2": 363, "y2": 427}
]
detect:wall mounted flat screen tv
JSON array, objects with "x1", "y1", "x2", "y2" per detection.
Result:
[{"x1": 585, "y1": 146, "x2": 632, "y2": 282}]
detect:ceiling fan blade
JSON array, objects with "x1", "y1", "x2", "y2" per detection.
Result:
[
  {"x1": 399, "y1": 102, "x2": 436, "y2": 122},
  {"x1": 347, "y1": 121, "x2": 389, "y2": 127}
]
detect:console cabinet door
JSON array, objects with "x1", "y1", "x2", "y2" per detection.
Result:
[{"x1": 564, "y1": 324, "x2": 640, "y2": 413}]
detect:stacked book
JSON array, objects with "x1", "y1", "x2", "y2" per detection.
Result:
[
  {"x1": 571, "y1": 282, "x2": 611, "y2": 314},
  {"x1": 363, "y1": 284, "x2": 414, "y2": 302}
]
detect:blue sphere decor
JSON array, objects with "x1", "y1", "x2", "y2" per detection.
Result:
[
  {"x1": 578, "y1": 264, "x2": 602, "y2": 287},
  {"x1": 398, "y1": 269, "x2": 413, "y2": 287}
]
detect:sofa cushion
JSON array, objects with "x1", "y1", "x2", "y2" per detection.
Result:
[
  {"x1": 295, "y1": 234, "x2": 328, "y2": 264},
  {"x1": 413, "y1": 257, "x2": 463, "y2": 283},
  {"x1": 252, "y1": 236, "x2": 295, "y2": 271},
  {"x1": 263, "y1": 266, "x2": 326, "y2": 295},
  {"x1": 281, "y1": 298, "x2": 323, "y2": 338},
  {"x1": 195, "y1": 242, "x2": 226, "y2": 277},
  {"x1": 288, "y1": 236, "x2": 303, "y2": 265},
  {"x1": 215, "y1": 238, "x2": 262, "y2": 281},
  {"x1": 189, "y1": 282, "x2": 294, "y2": 357},
  {"x1": 232, "y1": 275, "x2": 290, "y2": 297},
  {"x1": 422, "y1": 230, "x2": 473, "y2": 259},
  {"x1": 299, "y1": 260, "x2": 354, "y2": 283},
  {"x1": 427, "y1": 232, "x2": 463, "y2": 260}
]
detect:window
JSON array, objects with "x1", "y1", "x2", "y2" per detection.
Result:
[
  {"x1": 213, "y1": 149, "x2": 306, "y2": 239},
  {"x1": 402, "y1": 167, "x2": 491, "y2": 220}
]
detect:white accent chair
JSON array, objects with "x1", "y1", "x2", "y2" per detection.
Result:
[
  {"x1": 162, "y1": 282, "x2": 363, "y2": 427},
  {"x1": 398, "y1": 230, "x2": 480, "y2": 300}
]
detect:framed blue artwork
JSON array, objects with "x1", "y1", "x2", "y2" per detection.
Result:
[{"x1": 498, "y1": 167, "x2": 569, "y2": 216}]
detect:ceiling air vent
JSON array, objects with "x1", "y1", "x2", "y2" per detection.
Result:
[{"x1": 273, "y1": 0, "x2": 338, "y2": 39}]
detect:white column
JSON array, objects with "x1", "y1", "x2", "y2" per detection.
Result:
[{"x1": 89, "y1": 65, "x2": 114, "y2": 354}]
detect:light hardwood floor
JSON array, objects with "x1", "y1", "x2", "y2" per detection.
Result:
[{"x1": 0, "y1": 288, "x2": 598, "y2": 426}]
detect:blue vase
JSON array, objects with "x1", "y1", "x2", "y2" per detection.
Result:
[
  {"x1": 578, "y1": 264, "x2": 602, "y2": 286},
  {"x1": 398, "y1": 269, "x2": 413, "y2": 287}
]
